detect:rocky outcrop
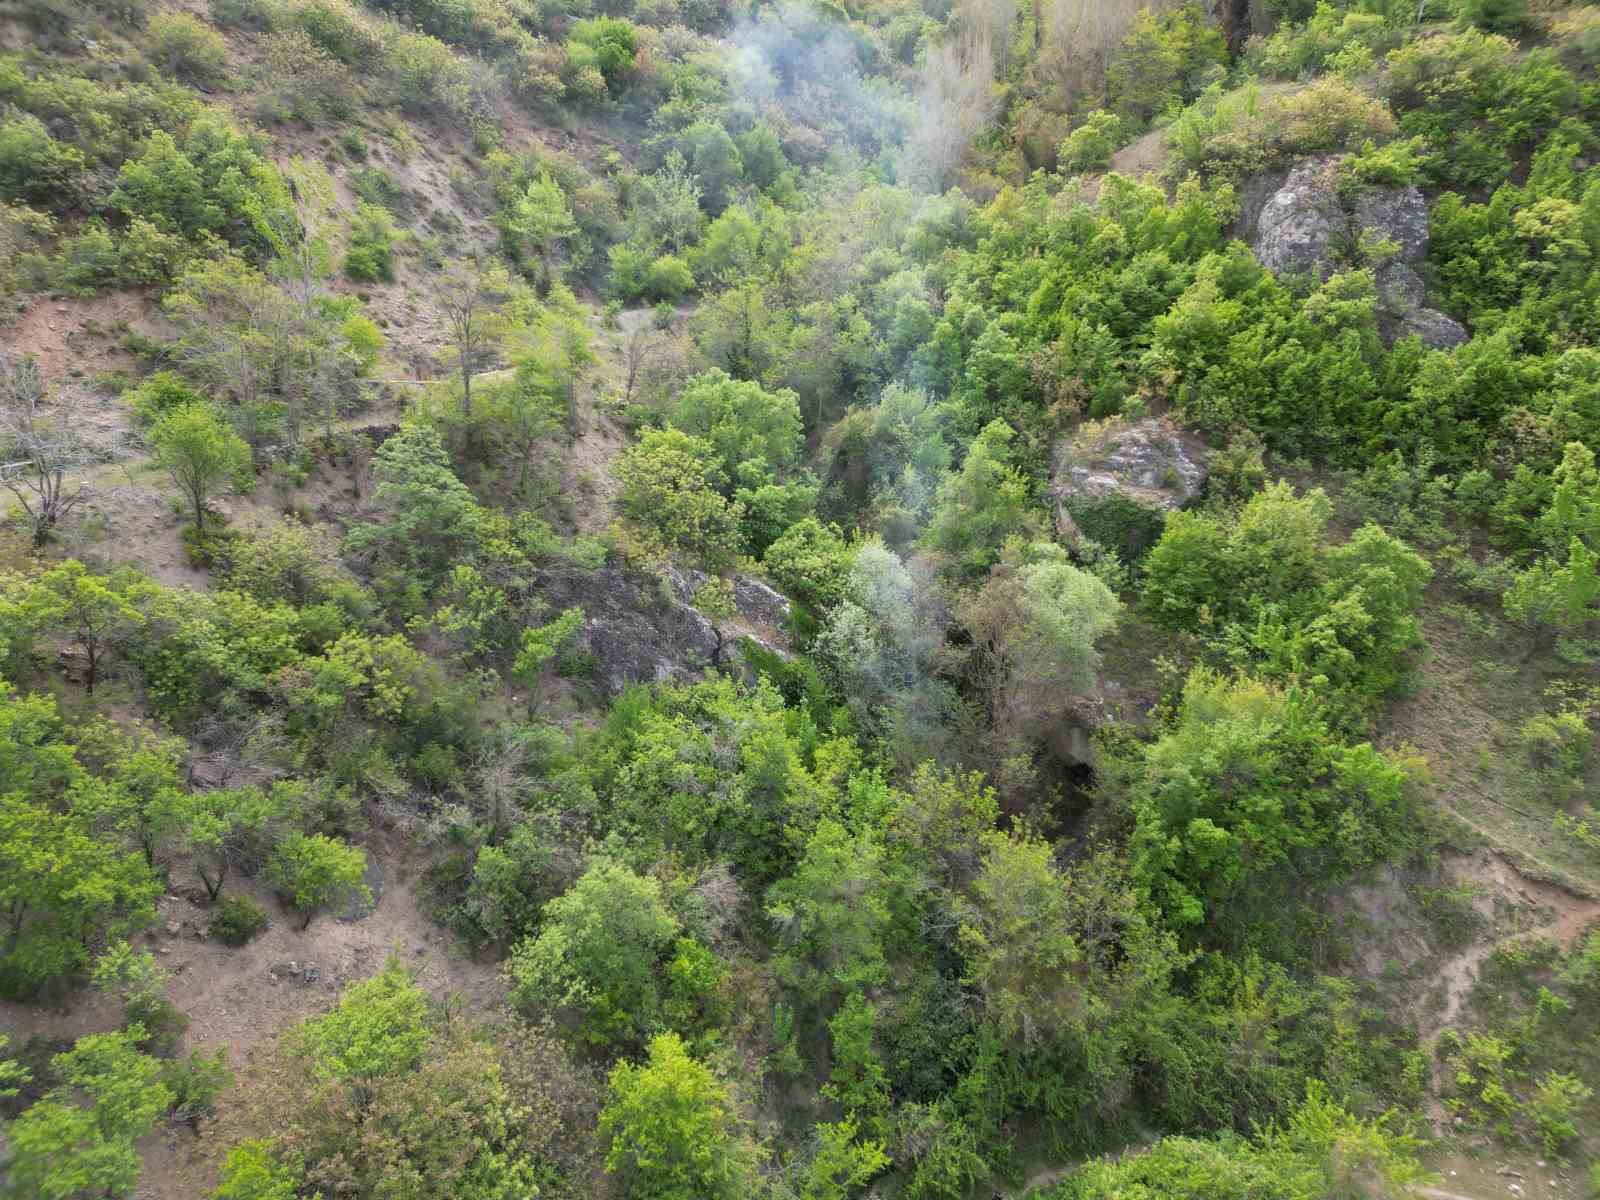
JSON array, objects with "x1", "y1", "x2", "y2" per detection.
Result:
[
  {"x1": 536, "y1": 563, "x2": 792, "y2": 697},
  {"x1": 1053, "y1": 416, "x2": 1210, "y2": 559},
  {"x1": 1237, "y1": 157, "x2": 1468, "y2": 349}
]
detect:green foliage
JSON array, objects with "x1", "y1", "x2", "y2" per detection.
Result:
[
  {"x1": 344, "y1": 201, "x2": 396, "y2": 282},
  {"x1": 211, "y1": 895, "x2": 269, "y2": 945},
  {"x1": 1144, "y1": 483, "x2": 1432, "y2": 712},
  {"x1": 613, "y1": 427, "x2": 744, "y2": 565},
  {"x1": 149, "y1": 403, "x2": 253, "y2": 528},
  {"x1": 599, "y1": 1031, "x2": 756, "y2": 1200},
  {"x1": 265, "y1": 832, "x2": 370, "y2": 929},
  {"x1": 1127, "y1": 668, "x2": 1422, "y2": 929},
  {"x1": 1, "y1": 1028, "x2": 174, "y2": 1200},
  {"x1": 763, "y1": 517, "x2": 854, "y2": 614},
  {"x1": 298, "y1": 959, "x2": 430, "y2": 1084},
  {"x1": 1106, "y1": 5, "x2": 1226, "y2": 130},
  {"x1": 1049, "y1": 1084, "x2": 1423, "y2": 1199},
  {"x1": 506, "y1": 858, "x2": 680, "y2": 1046},
  {"x1": 146, "y1": 13, "x2": 228, "y2": 83},
  {"x1": 924, "y1": 421, "x2": 1042, "y2": 578},
  {"x1": 1059, "y1": 111, "x2": 1121, "y2": 174},
  {"x1": 0, "y1": 114, "x2": 85, "y2": 206},
  {"x1": 567, "y1": 18, "x2": 639, "y2": 96},
  {"x1": 0, "y1": 688, "x2": 161, "y2": 998},
  {"x1": 671, "y1": 369, "x2": 804, "y2": 483}
]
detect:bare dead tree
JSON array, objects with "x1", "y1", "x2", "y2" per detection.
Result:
[
  {"x1": 0, "y1": 351, "x2": 90, "y2": 546},
  {"x1": 899, "y1": 16, "x2": 1001, "y2": 193},
  {"x1": 622, "y1": 327, "x2": 657, "y2": 408}
]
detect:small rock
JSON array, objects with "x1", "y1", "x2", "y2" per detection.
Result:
[
  {"x1": 165, "y1": 920, "x2": 182, "y2": 936},
  {"x1": 1508, "y1": 1185, "x2": 1523, "y2": 1198},
  {"x1": 301, "y1": 965, "x2": 320, "y2": 985}
]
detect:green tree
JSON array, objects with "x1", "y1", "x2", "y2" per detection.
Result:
[
  {"x1": 513, "y1": 606, "x2": 585, "y2": 713},
  {"x1": 0, "y1": 690, "x2": 161, "y2": 997},
  {"x1": 506, "y1": 858, "x2": 680, "y2": 1046},
  {"x1": 437, "y1": 257, "x2": 524, "y2": 417},
  {"x1": 297, "y1": 959, "x2": 431, "y2": 1088},
  {"x1": 762, "y1": 517, "x2": 854, "y2": 613},
  {"x1": 795, "y1": 1118, "x2": 890, "y2": 1200},
  {"x1": 767, "y1": 818, "x2": 890, "y2": 998},
  {"x1": 670, "y1": 369, "x2": 804, "y2": 485},
  {"x1": 179, "y1": 784, "x2": 292, "y2": 901},
  {"x1": 599, "y1": 1031, "x2": 757, "y2": 1200},
  {"x1": 265, "y1": 832, "x2": 370, "y2": 930},
  {"x1": 2, "y1": 1028, "x2": 173, "y2": 1200},
  {"x1": 1127, "y1": 668, "x2": 1421, "y2": 928},
  {"x1": 149, "y1": 402, "x2": 252, "y2": 528},
  {"x1": 613, "y1": 428, "x2": 743, "y2": 564},
  {"x1": 21, "y1": 560, "x2": 143, "y2": 695},
  {"x1": 923, "y1": 420, "x2": 1042, "y2": 577}
]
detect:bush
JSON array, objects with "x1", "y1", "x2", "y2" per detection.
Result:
[
  {"x1": 567, "y1": 18, "x2": 639, "y2": 94},
  {"x1": 644, "y1": 254, "x2": 694, "y2": 302},
  {"x1": 1059, "y1": 110, "x2": 1121, "y2": 173},
  {"x1": 0, "y1": 115, "x2": 86, "y2": 207},
  {"x1": 344, "y1": 202, "x2": 396, "y2": 282},
  {"x1": 1169, "y1": 78, "x2": 1394, "y2": 180},
  {"x1": 211, "y1": 894, "x2": 269, "y2": 945},
  {"x1": 124, "y1": 371, "x2": 207, "y2": 426},
  {"x1": 210, "y1": 0, "x2": 282, "y2": 30},
  {"x1": 146, "y1": 13, "x2": 229, "y2": 84}
]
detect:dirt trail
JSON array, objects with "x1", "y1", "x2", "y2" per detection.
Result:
[{"x1": 1423, "y1": 850, "x2": 1600, "y2": 1040}]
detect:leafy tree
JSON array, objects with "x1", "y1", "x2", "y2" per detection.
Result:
[
  {"x1": 297, "y1": 959, "x2": 431, "y2": 1089},
  {"x1": 265, "y1": 832, "x2": 370, "y2": 929},
  {"x1": 599, "y1": 1031, "x2": 757, "y2": 1200},
  {"x1": 1126, "y1": 668, "x2": 1421, "y2": 928},
  {"x1": 214, "y1": 1141, "x2": 301, "y2": 1200},
  {"x1": 958, "y1": 829, "x2": 1084, "y2": 1039},
  {"x1": 924, "y1": 421, "x2": 1043, "y2": 577},
  {"x1": 513, "y1": 606, "x2": 585, "y2": 712},
  {"x1": 763, "y1": 517, "x2": 854, "y2": 613},
  {"x1": 506, "y1": 858, "x2": 680, "y2": 1046},
  {"x1": 2, "y1": 1028, "x2": 173, "y2": 1200},
  {"x1": 959, "y1": 545, "x2": 1121, "y2": 763},
  {"x1": 1505, "y1": 442, "x2": 1600, "y2": 633},
  {"x1": 767, "y1": 818, "x2": 890, "y2": 998},
  {"x1": 179, "y1": 784, "x2": 292, "y2": 901},
  {"x1": 822, "y1": 992, "x2": 891, "y2": 1124},
  {"x1": 20, "y1": 561, "x2": 143, "y2": 695},
  {"x1": 613, "y1": 428, "x2": 743, "y2": 564},
  {"x1": 669, "y1": 369, "x2": 804, "y2": 485},
  {"x1": 0, "y1": 689, "x2": 161, "y2": 997},
  {"x1": 567, "y1": 18, "x2": 639, "y2": 93},
  {"x1": 149, "y1": 403, "x2": 252, "y2": 528},
  {"x1": 793, "y1": 1118, "x2": 890, "y2": 1200},
  {"x1": 679, "y1": 120, "x2": 744, "y2": 216},
  {"x1": 437, "y1": 257, "x2": 524, "y2": 416}
]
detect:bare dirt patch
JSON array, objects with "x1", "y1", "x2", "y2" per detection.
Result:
[{"x1": 0, "y1": 849, "x2": 502, "y2": 1200}]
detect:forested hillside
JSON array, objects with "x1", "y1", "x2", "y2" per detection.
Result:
[{"x1": 3, "y1": 0, "x2": 1600, "y2": 1196}]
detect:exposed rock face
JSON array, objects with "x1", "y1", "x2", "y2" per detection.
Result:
[
  {"x1": 536, "y1": 564, "x2": 792, "y2": 697},
  {"x1": 1238, "y1": 157, "x2": 1468, "y2": 349},
  {"x1": 539, "y1": 564, "x2": 720, "y2": 695},
  {"x1": 1053, "y1": 416, "x2": 1210, "y2": 559},
  {"x1": 1253, "y1": 160, "x2": 1346, "y2": 278}
]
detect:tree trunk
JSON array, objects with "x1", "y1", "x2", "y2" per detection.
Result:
[
  {"x1": 460, "y1": 354, "x2": 473, "y2": 418},
  {"x1": 85, "y1": 636, "x2": 97, "y2": 696},
  {"x1": 300, "y1": 909, "x2": 315, "y2": 931}
]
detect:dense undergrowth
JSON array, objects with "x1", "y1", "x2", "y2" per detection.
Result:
[{"x1": 3, "y1": 0, "x2": 1600, "y2": 1197}]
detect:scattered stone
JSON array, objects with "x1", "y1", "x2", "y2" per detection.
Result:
[{"x1": 165, "y1": 920, "x2": 183, "y2": 936}]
